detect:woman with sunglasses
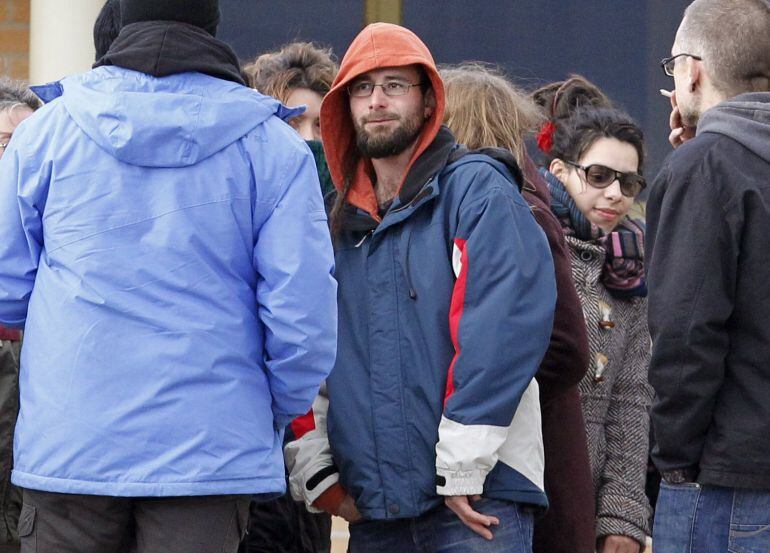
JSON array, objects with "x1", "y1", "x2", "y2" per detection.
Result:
[{"x1": 534, "y1": 79, "x2": 653, "y2": 553}]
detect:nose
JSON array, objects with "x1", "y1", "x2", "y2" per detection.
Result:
[
  {"x1": 604, "y1": 178, "x2": 623, "y2": 200},
  {"x1": 297, "y1": 120, "x2": 315, "y2": 142},
  {"x1": 368, "y1": 85, "x2": 389, "y2": 109}
]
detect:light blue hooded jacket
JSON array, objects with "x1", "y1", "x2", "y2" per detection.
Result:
[{"x1": 0, "y1": 66, "x2": 337, "y2": 496}]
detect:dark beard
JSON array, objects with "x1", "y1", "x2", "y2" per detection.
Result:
[{"x1": 355, "y1": 114, "x2": 425, "y2": 159}]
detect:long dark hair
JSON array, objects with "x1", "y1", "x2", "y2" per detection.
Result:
[
  {"x1": 328, "y1": 151, "x2": 360, "y2": 238},
  {"x1": 546, "y1": 107, "x2": 645, "y2": 174}
]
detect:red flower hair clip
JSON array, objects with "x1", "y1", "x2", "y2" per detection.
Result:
[{"x1": 536, "y1": 121, "x2": 556, "y2": 154}]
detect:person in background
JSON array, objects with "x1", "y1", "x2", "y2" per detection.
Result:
[
  {"x1": 0, "y1": 0, "x2": 337, "y2": 551},
  {"x1": 286, "y1": 23, "x2": 556, "y2": 553},
  {"x1": 648, "y1": 1, "x2": 770, "y2": 551},
  {"x1": 441, "y1": 62, "x2": 595, "y2": 553},
  {"x1": 0, "y1": 77, "x2": 40, "y2": 553},
  {"x1": 239, "y1": 40, "x2": 339, "y2": 553},
  {"x1": 533, "y1": 77, "x2": 653, "y2": 553},
  {"x1": 244, "y1": 43, "x2": 337, "y2": 198}
]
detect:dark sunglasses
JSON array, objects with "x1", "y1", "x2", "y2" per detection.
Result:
[{"x1": 566, "y1": 161, "x2": 646, "y2": 197}]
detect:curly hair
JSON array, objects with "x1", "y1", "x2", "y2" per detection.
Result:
[{"x1": 242, "y1": 42, "x2": 337, "y2": 103}]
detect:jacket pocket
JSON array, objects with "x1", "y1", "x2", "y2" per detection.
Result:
[{"x1": 17, "y1": 503, "x2": 35, "y2": 551}]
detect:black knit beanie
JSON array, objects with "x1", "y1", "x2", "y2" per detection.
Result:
[
  {"x1": 94, "y1": 0, "x2": 121, "y2": 60},
  {"x1": 119, "y1": 0, "x2": 220, "y2": 37}
]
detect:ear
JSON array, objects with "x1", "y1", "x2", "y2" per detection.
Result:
[
  {"x1": 549, "y1": 158, "x2": 568, "y2": 181},
  {"x1": 423, "y1": 88, "x2": 436, "y2": 119}
]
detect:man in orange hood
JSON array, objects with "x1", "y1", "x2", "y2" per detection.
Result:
[{"x1": 286, "y1": 24, "x2": 557, "y2": 552}]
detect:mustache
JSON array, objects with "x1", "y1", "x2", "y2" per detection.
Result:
[{"x1": 360, "y1": 112, "x2": 400, "y2": 124}]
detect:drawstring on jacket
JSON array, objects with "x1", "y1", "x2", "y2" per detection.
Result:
[{"x1": 402, "y1": 228, "x2": 417, "y2": 299}]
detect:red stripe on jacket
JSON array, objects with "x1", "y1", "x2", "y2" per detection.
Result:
[
  {"x1": 445, "y1": 238, "x2": 468, "y2": 405},
  {"x1": 290, "y1": 409, "x2": 316, "y2": 439}
]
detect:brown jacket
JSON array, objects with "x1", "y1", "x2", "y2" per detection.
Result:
[
  {"x1": 568, "y1": 234, "x2": 653, "y2": 546},
  {"x1": 522, "y1": 157, "x2": 596, "y2": 553}
]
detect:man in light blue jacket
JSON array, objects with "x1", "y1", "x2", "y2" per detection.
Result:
[{"x1": 0, "y1": 1, "x2": 337, "y2": 551}]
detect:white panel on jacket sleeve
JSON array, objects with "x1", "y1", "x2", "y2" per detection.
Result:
[
  {"x1": 436, "y1": 417, "x2": 508, "y2": 471},
  {"x1": 495, "y1": 379, "x2": 544, "y2": 489}
]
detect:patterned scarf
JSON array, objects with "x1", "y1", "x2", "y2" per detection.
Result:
[{"x1": 541, "y1": 169, "x2": 647, "y2": 298}]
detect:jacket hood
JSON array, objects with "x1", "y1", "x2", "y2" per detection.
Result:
[
  {"x1": 52, "y1": 65, "x2": 300, "y2": 168},
  {"x1": 320, "y1": 23, "x2": 445, "y2": 220},
  {"x1": 95, "y1": 21, "x2": 247, "y2": 86},
  {"x1": 697, "y1": 92, "x2": 770, "y2": 162}
]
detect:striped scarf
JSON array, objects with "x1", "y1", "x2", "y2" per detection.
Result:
[{"x1": 542, "y1": 169, "x2": 647, "y2": 299}]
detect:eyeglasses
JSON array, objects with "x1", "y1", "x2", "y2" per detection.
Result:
[
  {"x1": 347, "y1": 80, "x2": 424, "y2": 97},
  {"x1": 566, "y1": 161, "x2": 646, "y2": 197},
  {"x1": 660, "y1": 53, "x2": 702, "y2": 77}
]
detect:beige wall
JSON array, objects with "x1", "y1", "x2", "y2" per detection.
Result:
[{"x1": 29, "y1": 0, "x2": 103, "y2": 84}]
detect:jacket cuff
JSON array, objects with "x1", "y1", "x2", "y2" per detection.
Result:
[
  {"x1": 289, "y1": 465, "x2": 339, "y2": 512},
  {"x1": 595, "y1": 492, "x2": 650, "y2": 545},
  {"x1": 596, "y1": 516, "x2": 648, "y2": 547},
  {"x1": 435, "y1": 467, "x2": 486, "y2": 496},
  {"x1": 311, "y1": 482, "x2": 346, "y2": 515}
]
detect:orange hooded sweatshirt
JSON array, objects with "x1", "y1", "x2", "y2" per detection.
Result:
[{"x1": 320, "y1": 22, "x2": 446, "y2": 221}]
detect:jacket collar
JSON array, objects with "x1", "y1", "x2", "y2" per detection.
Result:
[{"x1": 338, "y1": 126, "x2": 458, "y2": 234}]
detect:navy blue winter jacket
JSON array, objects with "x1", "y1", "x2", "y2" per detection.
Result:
[{"x1": 326, "y1": 128, "x2": 556, "y2": 519}]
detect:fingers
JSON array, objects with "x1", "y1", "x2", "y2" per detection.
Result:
[
  {"x1": 669, "y1": 126, "x2": 686, "y2": 148},
  {"x1": 598, "y1": 535, "x2": 641, "y2": 553},
  {"x1": 668, "y1": 105, "x2": 692, "y2": 148},
  {"x1": 669, "y1": 104, "x2": 682, "y2": 132},
  {"x1": 444, "y1": 496, "x2": 500, "y2": 541},
  {"x1": 338, "y1": 494, "x2": 363, "y2": 523}
]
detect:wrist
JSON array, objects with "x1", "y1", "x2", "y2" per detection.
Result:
[{"x1": 311, "y1": 482, "x2": 347, "y2": 515}]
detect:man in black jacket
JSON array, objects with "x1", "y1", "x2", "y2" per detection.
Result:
[{"x1": 647, "y1": 0, "x2": 770, "y2": 551}]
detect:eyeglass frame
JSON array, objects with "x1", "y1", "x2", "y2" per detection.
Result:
[
  {"x1": 347, "y1": 80, "x2": 425, "y2": 98},
  {"x1": 660, "y1": 53, "x2": 702, "y2": 77},
  {"x1": 565, "y1": 160, "x2": 646, "y2": 198}
]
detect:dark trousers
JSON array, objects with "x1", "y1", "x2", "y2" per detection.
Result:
[
  {"x1": 19, "y1": 489, "x2": 249, "y2": 553},
  {"x1": 238, "y1": 493, "x2": 331, "y2": 553},
  {"x1": 0, "y1": 340, "x2": 21, "y2": 552}
]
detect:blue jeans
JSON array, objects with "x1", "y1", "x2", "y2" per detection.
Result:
[
  {"x1": 348, "y1": 498, "x2": 533, "y2": 553},
  {"x1": 653, "y1": 482, "x2": 770, "y2": 553}
]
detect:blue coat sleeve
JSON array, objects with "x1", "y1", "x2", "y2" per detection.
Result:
[
  {"x1": 435, "y1": 165, "x2": 556, "y2": 495},
  {"x1": 249, "y1": 132, "x2": 338, "y2": 430},
  {"x1": 0, "y1": 128, "x2": 48, "y2": 327}
]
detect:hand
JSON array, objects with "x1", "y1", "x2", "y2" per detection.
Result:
[
  {"x1": 668, "y1": 90, "x2": 696, "y2": 148},
  {"x1": 598, "y1": 534, "x2": 641, "y2": 553},
  {"x1": 444, "y1": 495, "x2": 500, "y2": 541},
  {"x1": 337, "y1": 493, "x2": 363, "y2": 523}
]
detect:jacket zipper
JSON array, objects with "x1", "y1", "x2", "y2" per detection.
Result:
[{"x1": 354, "y1": 230, "x2": 373, "y2": 248}]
